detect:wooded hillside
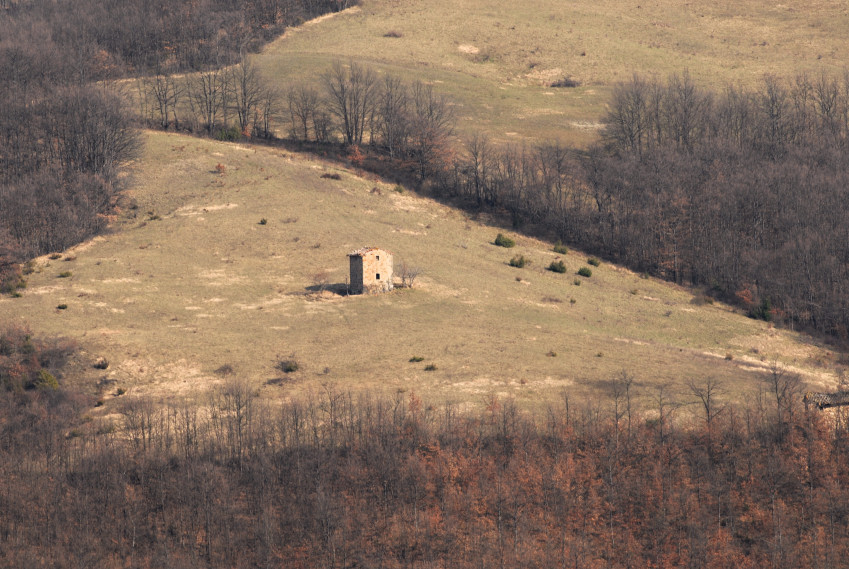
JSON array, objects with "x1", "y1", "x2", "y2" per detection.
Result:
[{"x1": 2, "y1": 357, "x2": 848, "y2": 568}]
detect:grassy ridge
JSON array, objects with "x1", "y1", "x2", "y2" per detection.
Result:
[
  {"x1": 257, "y1": 0, "x2": 849, "y2": 144},
  {"x1": 0, "y1": 131, "x2": 840, "y2": 410}
]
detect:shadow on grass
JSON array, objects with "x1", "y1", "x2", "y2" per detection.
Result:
[{"x1": 304, "y1": 283, "x2": 350, "y2": 296}]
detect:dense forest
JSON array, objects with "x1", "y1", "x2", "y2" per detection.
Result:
[{"x1": 2, "y1": 326, "x2": 849, "y2": 568}]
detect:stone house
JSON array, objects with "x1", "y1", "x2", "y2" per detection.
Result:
[{"x1": 348, "y1": 247, "x2": 393, "y2": 294}]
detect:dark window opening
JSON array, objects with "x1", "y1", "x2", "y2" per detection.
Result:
[
  {"x1": 376, "y1": 273, "x2": 381, "y2": 280},
  {"x1": 376, "y1": 255, "x2": 380, "y2": 260}
]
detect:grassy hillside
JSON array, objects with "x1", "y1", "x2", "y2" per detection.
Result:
[
  {"x1": 257, "y1": 0, "x2": 849, "y2": 145},
  {"x1": 1, "y1": 131, "x2": 841, "y2": 411}
]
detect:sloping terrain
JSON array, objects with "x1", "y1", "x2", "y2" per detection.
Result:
[
  {"x1": 257, "y1": 0, "x2": 849, "y2": 144},
  {"x1": 1, "y1": 131, "x2": 841, "y2": 411}
]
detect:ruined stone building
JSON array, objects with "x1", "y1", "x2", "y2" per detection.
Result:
[{"x1": 348, "y1": 247, "x2": 393, "y2": 294}]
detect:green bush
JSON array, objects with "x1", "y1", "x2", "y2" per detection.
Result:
[
  {"x1": 573, "y1": 278, "x2": 581, "y2": 286},
  {"x1": 577, "y1": 267, "x2": 592, "y2": 278},
  {"x1": 553, "y1": 240, "x2": 568, "y2": 254},
  {"x1": 35, "y1": 370, "x2": 58, "y2": 390},
  {"x1": 409, "y1": 356, "x2": 425, "y2": 362},
  {"x1": 58, "y1": 271, "x2": 72, "y2": 278},
  {"x1": 587, "y1": 257, "x2": 601, "y2": 267},
  {"x1": 424, "y1": 363, "x2": 438, "y2": 371},
  {"x1": 509, "y1": 255, "x2": 527, "y2": 268},
  {"x1": 548, "y1": 260, "x2": 567, "y2": 273},
  {"x1": 216, "y1": 126, "x2": 242, "y2": 141},
  {"x1": 259, "y1": 218, "x2": 267, "y2": 225},
  {"x1": 277, "y1": 358, "x2": 300, "y2": 373},
  {"x1": 56, "y1": 304, "x2": 68, "y2": 310},
  {"x1": 494, "y1": 233, "x2": 515, "y2": 248}
]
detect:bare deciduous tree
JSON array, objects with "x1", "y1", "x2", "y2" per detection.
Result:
[
  {"x1": 322, "y1": 60, "x2": 377, "y2": 145},
  {"x1": 398, "y1": 261, "x2": 422, "y2": 288}
]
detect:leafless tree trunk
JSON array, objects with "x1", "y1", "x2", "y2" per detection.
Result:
[
  {"x1": 322, "y1": 60, "x2": 377, "y2": 145},
  {"x1": 188, "y1": 69, "x2": 227, "y2": 134}
]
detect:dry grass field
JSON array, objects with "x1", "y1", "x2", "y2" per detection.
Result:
[
  {"x1": 2, "y1": 131, "x2": 843, "y2": 413},
  {"x1": 257, "y1": 0, "x2": 849, "y2": 145}
]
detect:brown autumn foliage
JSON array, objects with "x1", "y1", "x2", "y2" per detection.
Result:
[{"x1": 2, "y1": 355, "x2": 849, "y2": 568}]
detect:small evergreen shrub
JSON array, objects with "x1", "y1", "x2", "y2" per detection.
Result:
[
  {"x1": 424, "y1": 363, "x2": 438, "y2": 371},
  {"x1": 573, "y1": 278, "x2": 581, "y2": 286},
  {"x1": 259, "y1": 218, "x2": 267, "y2": 225},
  {"x1": 56, "y1": 304, "x2": 68, "y2": 310},
  {"x1": 320, "y1": 172, "x2": 342, "y2": 180},
  {"x1": 409, "y1": 356, "x2": 425, "y2": 362},
  {"x1": 494, "y1": 233, "x2": 515, "y2": 248},
  {"x1": 216, "y1": 126, "x2": 241, "y2": 141},
  {"x1": 748, "y1": 297, "x2": 773, "y2": 321},
  {"x1": 509, "y1": 255, "x2": 527, "y2": 268},
  {"x1": 548, "y1": 260, "x2": 567, "y2": 273},
  {"x1": 553, "y1": 241, "x2": 568, "y2": 254},
  {"x1": 49, "y1": 253, "x2": 62, "y2": 260},
  {"x1": 58, "y1": 271, "x2": 72, "y2": 278},
  {"x1": 587, "y1": 257, "x2": 601, "y2": 267},
  {"x1": 577, "y1": 267, "x2": 592, "y2": 278},
  {"x1": 35, "y1": 370, "x2": 58, "y2": 390},
  {"x1": 276, "y1": 358, "x2": 300, "y2": 373}
]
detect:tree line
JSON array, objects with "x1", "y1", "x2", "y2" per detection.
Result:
[
  {"x1": 0, "y1": 0, "x2": 356, "y2": 291},
  {"x1": 132, "y1": 63, "x2": 849, "y2": 339},
  {"x1": 2, "y1": 0, "x2": 356, "y2": 78},
  {"x1": 2, "y1": 331, "x2": 848, "y2": 568},
  {"x1": 394, "y1": 72, "x2": 849, "y2": 339}
]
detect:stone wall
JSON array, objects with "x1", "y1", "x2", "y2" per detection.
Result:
[{"x1": 349, "y1": 248, "x2": 393, "y2": 294}]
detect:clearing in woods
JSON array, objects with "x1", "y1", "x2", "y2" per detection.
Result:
[{"x1": 2, "y1": 131, "x2": 842, "y2": 411}]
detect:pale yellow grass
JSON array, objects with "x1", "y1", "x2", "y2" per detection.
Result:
[
  {"x1": 254, "y1": 0, "x2": 849, "y2": 145},
  {"x1": 1, "y1": 131, "x2": 844, "y2": 415}
]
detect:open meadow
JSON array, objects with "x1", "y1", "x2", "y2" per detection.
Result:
[
  {"x1": 1, "y1": 131, "x2": 843, "y2": 414},
  {"x1": 257, "y1": 0, "x2": 849, "y2": 145}
]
